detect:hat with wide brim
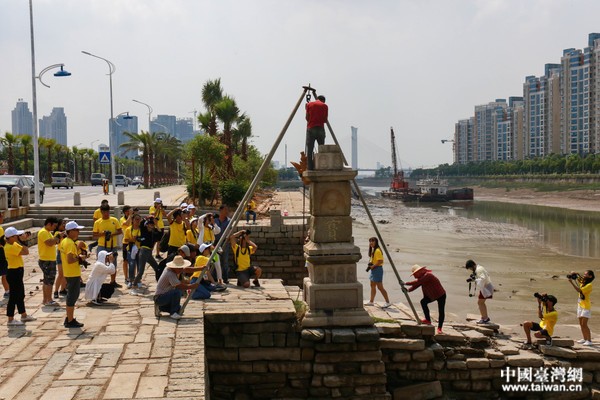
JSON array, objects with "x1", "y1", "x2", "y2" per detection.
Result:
[
  {"x1": 167, "y1": 255, "x2": 187, "y2": 269},
  {"x1": 410, "y1": 264, "x2": 428, "y2": 276}
]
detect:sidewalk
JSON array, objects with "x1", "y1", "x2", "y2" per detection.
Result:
[{"x1": 43, "y1": 185, "x2": 188, "y2": 207}]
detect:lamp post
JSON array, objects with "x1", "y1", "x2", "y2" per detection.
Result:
[
  {"x1": 82, "y1": 50, "x2": 117, "y2": 194},
  {"x1": 29, "y1": 0, "x2": 71, "y2": 206}
]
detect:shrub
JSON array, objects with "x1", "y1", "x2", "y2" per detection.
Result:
[{"x1": 219, "y1": 179, "x2": 248, "y2": 206}]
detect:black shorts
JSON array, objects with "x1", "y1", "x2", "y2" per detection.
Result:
[
  {"x1": 236, "y1": 266, "x2": 258, "y2": 286},
  {"x1": 531, "y1": 322, "x2": 549, "y2": 337},
  {"x1": 65, "y1": 277, "x2": 81, "y2": 307},
  {"x1": 39, "y1": 260, "x2": 57, "y2": 285}
]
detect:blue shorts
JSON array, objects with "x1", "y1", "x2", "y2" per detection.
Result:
[{"x1": 369, "y1": 266, "x2": 383, "y2": 282}]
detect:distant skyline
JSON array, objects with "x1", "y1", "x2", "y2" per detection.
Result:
[{"x1": 3, "y1": 1, "x2": 600, "y2": 169}]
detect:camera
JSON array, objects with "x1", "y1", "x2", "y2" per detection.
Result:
[
  {"x1": 78, "y1": 249, "x2": 90, "y2": 269},
  {"x1": 567, "y1": 273, "x2": 581, "y2": 280},
  {"x1": 366, "y1": 262, "x2": 373, "y2": 272},
  {"x1": 104, "y1": 230, "x2": 112, "y2": 243},
  {"x1": 534, "y1": 292, "x2": 549, "y2": 302},
  {"x1": 466, "y1": 273, "x2": 476, "y2": 283},
  {"x1": 245, "y1": 230, "x2": 251, "y2": 235}
]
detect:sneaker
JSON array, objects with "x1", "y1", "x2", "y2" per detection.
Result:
[
  {"x1": 65, "y1": 318, "x2": 84, "y2": 328},
  {"x1": 21, "y1": 315, "x2": 37, "y2": 322},
  {"x1": 382, "y1": 302, "x2": 393, "y2": 308},
  {"x1": 521, "y1": 342, "x2": 533, "y2": 349},
  {"x1": 154, "y1": 303, "x2": 161, "y2": 317},
  {"x1": 111, "y1": 282, "x2": 122, "y2": 288},
  {"x1": 252, "y1": 279, "x2": 260, "y2": 287},
  {"x1": 477, "y1": 318, "x2": 490, "y2": 324},
  {"x1": 364, "y1": 301, "x2": 374, "y2": 306},
  {"x1": 127, "y1": 282, "x2": 132, "y2": 289},
  {"x1": 91, "y1": 300, "x2": 102, "y2": 305},
  {"x1": 3, "y1": 291, "x2": 9, "y2": 298},
  {"x1": 7, "y1": 319, "x2": 24, "y2": 326},
  {"x1": 155, "y1": 254, "x2": 163, "y2": 260},
  {"x1": 577, "y1": 338, "x2": 586, "y2": 344},
  {"x1": 546, "y1": 338, "x2": 553, "y2": 346},
  {"x1": 421, "y1": 319, "x2": 432, "y2": 325},
  {"x1": 583, "y1": 340, "x2": 594, "y2": 346},
  {"x1": 53, "y1": 291, "x2": 59, "y2": 299},
  {"x1": 59, "y1": 290, "x2": 67, "y2": 296},
  {"x1": 130, "y1": 289, "x2": 138, "y2": 296},
  {"x1": 137, "y1": 283, "x2": 142, "y2": 289},
  {"x1": 215, "y1": 284, "x2": 227, "y2": 292},
  {"x1": 170, "y1": 312, "x2": 182, "y2": 320},
  {"x1": 45, "y1": 301, "x2": 59, "y2": 307},
  {"x1": 437, "y1": 328, "x2": 443, "y2": 334}
]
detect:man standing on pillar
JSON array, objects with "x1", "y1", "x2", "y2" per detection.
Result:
[{"x1": 305, "y1": 94, "x2": 328, "y2": 170}]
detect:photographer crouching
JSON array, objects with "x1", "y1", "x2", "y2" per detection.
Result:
[
  {"x1": 567, "y1": 270, "x2": 595, "y2": 346},
  {"x1": 522, "y1": 292, "x2": 558, "y2": 348}
]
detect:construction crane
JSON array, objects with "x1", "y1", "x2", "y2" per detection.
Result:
[{"x1": 390, "y1": 127, "x2": 409, "y2": 192}]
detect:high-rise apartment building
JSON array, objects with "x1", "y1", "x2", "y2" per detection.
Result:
[
  {"x1": 11, "y1": 99, "x2": 33, "y2": 136},
  {"x1": 151, "y1": 115, "x2": 176, "y2": 136},
  {"x1": 473, "y1": 99, "x2": 507, "y2": 161},
  {"x1": 112, "y1": 114, "x2": 138, "y2": 159},
  {"x1": 175, "y1": 118, "x2": 195, "y2": 144},
  {"x1": 454, "y1": 118, "x2": 473, "y2": 164},
  {"x1": 39, "y1": 107, "x2": 67, "y2": 146}
]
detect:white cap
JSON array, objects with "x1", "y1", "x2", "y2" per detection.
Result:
[
  {"x1": 190, "y1": 217, "x2": 198, "y2": 225},
  {"x1": 199, "y1": 243, "x2": 211, "y2": 254},
  {"x1": 187, "y1": 204, "x2": 196, "y2": 209},
  {"x1": 180, "y1": 202, "x2": 188, "y2": 208},
  {"x1": 154, "y1": 198, "x2": 162, "y2": 204},
  {"x1": 65, "y1": 221, "x2": 85, "y2": 231},
  {"x1": 4, "y1": 227, "x2": 24, "y2": 238}
]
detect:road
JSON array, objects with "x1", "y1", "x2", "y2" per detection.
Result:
[{"x1": 43, "y1": 184, "x2": 140, "y2": 204}]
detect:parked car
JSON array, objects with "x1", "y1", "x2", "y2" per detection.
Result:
[
  {"x1": 51, "y1": 171, "x2": 73, "y2": 189},
  {"x1": 115, "y1": 174, "x2": 128, "y2": 187},
  {"x1": 0, "y1": 175, "x2": 44, "y2": 204},
  {"x1": 125, "y1": 176, "x2": 132, "y2": 185},
  {"x1": 91, "y1": 173, "x2": 106, "y2": 186},
  {"x1": 132, "y1": 176, "x2": 142, "y2": 185}
]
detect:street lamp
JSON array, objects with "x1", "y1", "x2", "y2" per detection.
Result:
[
  {"x1": 29, "y1": 0, "x2": 71, "y2": 206},
  {"x1": 90, "y1": 139, "x2": 99, "y2": 150},
  {"x1": 82, "y1": 50, "x2": 117, "y2": 194}
]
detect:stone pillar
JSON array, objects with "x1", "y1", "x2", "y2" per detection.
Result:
[
  {"x1": 10, "y1": 187, "x2": 20, "y2": 209},
  {"x1": 269, "y1": 209, "x2": 282, "y2": 227},
  {"x1": 0, "y1": 188, "x2": 7, "y2": 210},
  {"x1": 302, "y1": 145, "x2": 372, "y2": 327},
  {"x1": 153, "y1": 191, "x2": 160, "y2": 202},
  {"x1": 74, "y1": 192, "x2": 81, "y2": 206},
  {"x1": 21, "y1": 186, "x2": 30, "y2": 206},
  {"x1": 117, "y1": 191, "x2": 124, "y2": 205}
]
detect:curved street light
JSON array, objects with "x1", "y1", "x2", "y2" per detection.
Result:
[
  {"x1": 29, "y1": 0, "x2": 72, "y2": 206},
  {"x1": 82, "y1": 50, "x2": 117, "y2": 194}
]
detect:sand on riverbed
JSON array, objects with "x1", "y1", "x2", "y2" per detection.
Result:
[{"x1": 475, "y1": 187, "x2": 600, "y2": 212}]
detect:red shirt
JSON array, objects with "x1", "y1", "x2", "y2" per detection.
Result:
[
  {"x1": 306, "y1": 101, "x2": 328, "y2": 129},
  {"x1": 407, "y1": 271, "x2": 446, "y2": 300}
]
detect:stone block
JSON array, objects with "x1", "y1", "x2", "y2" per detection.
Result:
[
  {"x1": 375, "y1": 322, "x2": 402, "y2": 336},
  {"x1": 315, "y1": 343, "x2": 356, "y2": 352},
  {"x1": 301, "y1": 329, "x2": 325, "y2": 341},
  {"x1": 489, "y1": 359, "x2": 506, "y2": 368},
  {"x1": 534, "y1": 338, "x2": 574, "y2": 347},
  {"x1": 446, "y1": 360, "x2": 467, "y2": 370},
  {"x1": 267, "y1": 361, "x2": 312, "y2": 373},
  {"x1": 355, "y1": 326, "x2": 379, "y2": 342},
  {"x1": 451, "y1": 380, "x2": 471, "y2": 391},
  {"x1": 391, "y1": 351, "x2": 411, "y2": 362},
  {"x1": 303, "y1": 280, "x2": 363, "y2": 309},
  {"x1": 307, "y1": 262, "x2": 358, "y2": 284},
  {"x1": 484, "y1": 349, "x2": 505, "y2": 359},
  {"x1": 432, "y1": 360, "x2": 445, "y2": 370},
  {"x1": 309, "y1": 216, "x2": 353, "y2": 243},
  {"x1": 506, "y1": 353, "x2": 544, "y2": 367},
  {"x1": 323, "y1": 374, "x2": 353, "y2": 387},
  {"x1": 309, "y1": 181, "x2": 351, "y2": 216},
  {"x1": 392, "y1": 381, "x2": 442, "y2": 400},
  {"x1": 259, "y1": 333, "x2": 274, "y2": 347},
  {"x1": 576, "y1": 348, "x2": 600, "y2": 361},
  {"x1": 361, "y1": 361, "x2": 386, "y2": 374},
  {"x1": 470, "y1": 369, "x2": 498, "y2": 380},
  {"x1": 332, "y1": 328, "x2": 356, "y2": 343},
  {"x1": 314, "y1": 150, "x2": 344, "y2": 170},
  {"x1": 471, "y1": 380, "x2": 491, "y2": 391},
  {"x1": 539, "y1": 345, "x2": 577, "y2": 359},
  {"x1": 314, "y1": 350, "x2": 382, "y2": 363},
  {"x1": 412, "y1": 349, "x2": 434, "y2": 362},
  {"x1": 498, "y1": 344, "x2": 520, "y2": 355},
  {"x1": 10, "y1": 187, "x2": 19, "y2": 208},
  {"x1": 0, "y1": 188, "x2": 7, "y2": 210},
  {"x1": 301, "y1": 348, "x2": 314, "y2": 361},
  {"x1": 352, "y1": 374, "x2": 387, "y2": 386},
  {"x1": 379, "y1": 338, "x2": 425, "y2": 351},
  {"x1": 408, "y1": 361, "x2": 428, "y2": 370},
  {"x1": 466, "y1": 358, "x2": 490, "y2": 369},
  {"x1": 239, "y1": 348, "x2": 301, "y2": 361},
  {"x1": 21, "y1": 186, "x2": 29, "y2": 205},
  {"x1": 314, "y1": 363, "x2": 335, "y2": 374}
]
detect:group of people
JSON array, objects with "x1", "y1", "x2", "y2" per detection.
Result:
[{"x1": 0, "y1": 197, "x2": 264, "y2": 326}]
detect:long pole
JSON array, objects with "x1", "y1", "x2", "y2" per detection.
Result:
[
  {"x1": 180, "y1": 87, "x2": 309, "y2": 314},
  {"x1": 108, "y1": 69, "x2": 116, "y2": 194},
  {"x1": 29, "y1": 0, "x2": 41, "y2": 206}
]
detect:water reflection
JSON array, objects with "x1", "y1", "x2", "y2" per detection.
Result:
[{"x1": 406, "y1": 201, "x2": 600, "y2": 258}]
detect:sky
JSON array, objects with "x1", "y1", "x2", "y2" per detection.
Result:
[{"x1": 2, "y1": 0, "x2": 600, "y2": 170}]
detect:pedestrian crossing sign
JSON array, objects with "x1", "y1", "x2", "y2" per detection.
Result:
[{"x1": 99, "y1": 152, "x2": 111, "y2": 164}]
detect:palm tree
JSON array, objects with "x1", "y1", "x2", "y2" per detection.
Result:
[
  {"x1": 86, "y1": 149, "x2": 95, "y2": 181},
  {"x1": 1, "y1": 132, "x2": 19, "y2": 174},
  {"x1": 42, "y1": 138, "x2": 55, "y2": 182},
  {"x1": 121, "y1": 131, "x2": 152, "y2": 188},
  {"x1": 71, "y1": 146, "x2": 79, "y2": 181},
  {"x1": 54, "y1": 142, "x2": 63, "y2": 171},
  {"x1": 197, "y1": 111, "x2": 212, "y2": 135},
  {"x1": 215, "y1": 95, "x2": 239, "y2": 175},
  {"x1": 78, "y1": 149, "x2": 87, "y2": 183},
  {"x1": 18, "y1": 135, "x2": 33, "y2": 175},
  {"x1": 236, "y1": 114, "x2": 253, "y2": 162},
  {"x1": 201, "y1": 79, "x2": 223, "y2": 137}
]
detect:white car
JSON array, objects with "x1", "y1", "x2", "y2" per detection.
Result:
[
  {"x1": 115, "y1": 174, "x2": 128, "y2": 187},
  {"x1": 132, "y1": 176, "x2": 142, "y2": 185}
]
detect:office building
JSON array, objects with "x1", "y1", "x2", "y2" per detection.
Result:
[
  {"x1": 151, "y1": 115, "x2": 176, "y2": 136},
  {"x1": 11, "y1": 99, "x2": 33, "y2": 136},
  {"x1": 112, "y1": 114, "x2": 138, "y2": 159},
  {"x1": 351, "y1": 126, "x2": 358, "y2": 169},
  {"x1": 175, "y1": 118, "x2": 195, "y2": 144},
  {"x1": 39, "y1": 107, "x2": 67, "y2": 146}
]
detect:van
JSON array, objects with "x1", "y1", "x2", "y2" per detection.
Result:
[
  {"x1": 51, "y1": 171, "x2": 73, "y2": 189},
  {"x1": 91, "y1": 173, "x2": 106, "y2": 186},
  {"x1": 115, "y1": 174, "x2": 128, "y2": 187}
]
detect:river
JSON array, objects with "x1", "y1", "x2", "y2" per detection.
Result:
[{"x1": 352, "y1": 184, "x2": 600, "y2": 339}]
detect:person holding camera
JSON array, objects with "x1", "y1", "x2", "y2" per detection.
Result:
[
  {"x1": 245, "y1": 200, "x2": 257, "y2": 224},
  {"x1": 92, "y1": 204, "x2": 123, "y2": 287},
  {"x1": 567, "y1": 270, "x2": 595, "y2": 345},
  {"x1": 522, "y1": 293, "x2": 558, "y2": 347},
  {"x1": 124, "y1": 214, "x2": 142, "y2": 290},
  {"x1": 132, "y1": 217, "x2": 163, "y2": 294},
  {"x1": 406, "y1": 265, "x2": 446, "y2": 334},
  {"x1": 38, "y1": 217, "x2": 62, "y2": 306},
  {"x1": 85, "y1": 250, "x2": 116, "y2": 305},
  {"x1": 2, "y1": 227, "x2": 36, "y2": 326},
  {"x1": 59, "y1": 221, "x2": 89, "y2": 328},
  {"x1": 0, "y1": 210, "x2": 9, "y2": 298},
  {"x1": 465, "y1": 259, "x2": 494, "y2": 324},
  {"x1": 167, "y1": 208, "x2": 187, "y2": 256},
  {"x1": 53, "y1": 218, "x2": 68, "y2": 299},
  {"x1": 154, "y1": 255, "x2": 204, "y2": 320},
  {"x1": 230, "y1": 230, "x2": 262, "y2": 288},
  {"x1": 197, "y1": 212, "x2": 223, "y2": 284},
  {"x1": 149, "y1": 198, "x2": 165, "y2": 259},
  {"x1": 364, "y1": 237, "x2": 392, "y2": 308},
  {"x1": 119, "y1": 205, "x2": 134, "y2": 285}
]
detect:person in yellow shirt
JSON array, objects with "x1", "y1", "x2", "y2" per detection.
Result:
[
  {"x1": 186, "y1": 218, "x2": 200, "y2": 244},
  {"x1": 230, "y1": 230, "x2": 261, "y2": 288},
  {"x1": 522, "y1": 293, "x2": 558, "y2": 347},
  {"x1": 189, "y1": 243, "x2": 225, "y2": 299},
  {"x1": 167, "y1": 208, "x2": 187, "y2": 255},
  {"x1": 38, "y1": 217, "x2": 63, "y2": 306},
  {"x1": 0, "y1": 210, "x2": 9, "y2": 297},
  {"x1": 60, "y1": 221, "x2": 88, "y2": 328},
  {"x1": 568, "y1": 270, "x2": 595, "y2": 346},
  {"x1": 149, "y1": 198, "x2": 165, "y2": 259},
  {"x1": 89, "y1": 199, "x2": 109, "y2": 253},
  {"x1": 3, "y1": 227, "x2": 36, "y2": 326},
  {"x1": 364, "y1": 237, "x2": 392, "y2": 308},
  {"x1": 92, "y1": 204, "x2": 123, "y2": 287},
  {"x1": 119, "y1": 206, "x2": 133, "y2": 284},
  {"x1": 245, "y1": 200, "x2": 257, "y2": 224},
  {"x1": 124, "y1": 214, "x2": 142, "y2": 290}
]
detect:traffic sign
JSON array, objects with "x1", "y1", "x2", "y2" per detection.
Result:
[{"x1": 99, "y1": 152, "x2": 111, "y2": 164}]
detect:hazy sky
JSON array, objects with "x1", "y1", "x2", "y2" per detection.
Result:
[{"x1": 2, "y1": 0, "x2": 600, "y2": 170}]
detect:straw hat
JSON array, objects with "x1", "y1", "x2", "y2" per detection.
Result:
[
  {"x1": 410, "y1": 264, "x2": 427, "y2": 276},
  {"x1": 167, "y1": 255, "x2": 187, "y2": 269}
]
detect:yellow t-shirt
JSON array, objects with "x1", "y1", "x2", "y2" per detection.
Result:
[
  {"x1": 93, "y1": 208, "x2": 102, "y2": 221},
  {"x1": 149, "y1": 206, "x2": 165, "y2": 229},
  {"x1": 579, "y1": 283, "x2": 593, "y2": 310},
  {"x1": 93, "y1": 217, "x2": 121, "y2": 248},
  {"x1": 246, "y1": 201, "x2": 256, "y2": 212},
  {"x1": 232, "y1": 243, "x2": 255, "y2": 272},
  {"x1": 539, "y1": 308, "x2": 558, "y2": 336},
  {"x1": 59, "y1": 238, "x2": 80, "y2": 278},
  {"x1": 169, "y1": 221, "x2": 186, "y2": 247},
  {"x1": 38, "y1": 228, "x2": 58, "y2": 261},
  {"x1": 120, "y1": 216, "x2": 131, "y2": 229},
  {"x1": 191, "y1": 255, "x2": 210, "y2": 279},
  {"x1": 4, "y1": 242, "x2": 24, "y2": 269},
  {"x1": 186, "y1": 228, "x2": 199, "y2": 244},
  {"x1": 370, "y1": 248, "x2": 383, "y2": 266},
  {"x1": 203, "y1": 226, "x2": 215, "y2": 243},
  {"x1": 124, "y1": 226, "x2": 141, "y2": 249},
  {"x1": 0, "y1": 226, "x2": 4, "y2": 240}
]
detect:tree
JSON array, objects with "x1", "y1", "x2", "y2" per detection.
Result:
[
  {"x1": 197, "y1": 112, "x2": 211, "y2": 135},
  {"x1": 86, "y1": 149, "x2": 95, "y2": 180},
  {"x1": 201, "y1": 78, "x2": 223, "y2": 137},
  {"x1": 78, "y1": 148, "x2": 87, "y2": 183},
  {"x1": 120, "y1": 131, "x2": 153, "y2": 188},
  {"x1": 54, "y1": 142, "x2": 64, "y2": 171},
  {"x1": 215, "y1": 95, "x2": 240, "y2": 175},
  {"x1": 184, "y1": 135, "x2": 226, "y2": 203},
  {"x1": 18, "y1": 135, "x2": 32, "y2": 175},
  {"x1": 235, "y1": 114, "x2": 252, "y2": 161},
  {"x1": 71, "y1": 146, "x2": 79, "y2": 181},
  {"x1": 0, "y1": 132, "x2": 19, "y2": 174},
  {"x1": 42, "y1": 138, "x2": 55, "y2": 182}
]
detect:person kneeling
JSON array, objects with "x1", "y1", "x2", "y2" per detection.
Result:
[
  {"x1": 230, "y1": 230, "x2": 261, "y2": 288},
  {"x1": 523, "y1": 293, "x2": 557, "y2": 347},
  {"x1": 190, "y1": 244, "x2": 226, "y2": 299},
  {"x1": 85, "y1": 251, "x2": 116, "y2": 305},
  {"x1": 153, "y1": 255, "x2": 202, "y2": 320}
]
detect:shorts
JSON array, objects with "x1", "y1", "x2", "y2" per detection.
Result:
[
  {"x1": 530, "y1": 322, "x2": 549, "y2": 337},
  {"x1": 65, "y1": 277, "x2": 81, "y2": 307},
  {"x1": 369, "y1": 266, "x2": 383, "y2": 283},
  {"x1": 577, "y1": 304, "x2": 591, "y2": 319},
  {"x1": 236, "y1": 266, "x2": 258, "y2": 286},
  {"x1": 478, "y1": 291, "x2": 493, "y2": 299},
  {"x1": 39, "y1": 260, "x2": 57, "y2": 285}
]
